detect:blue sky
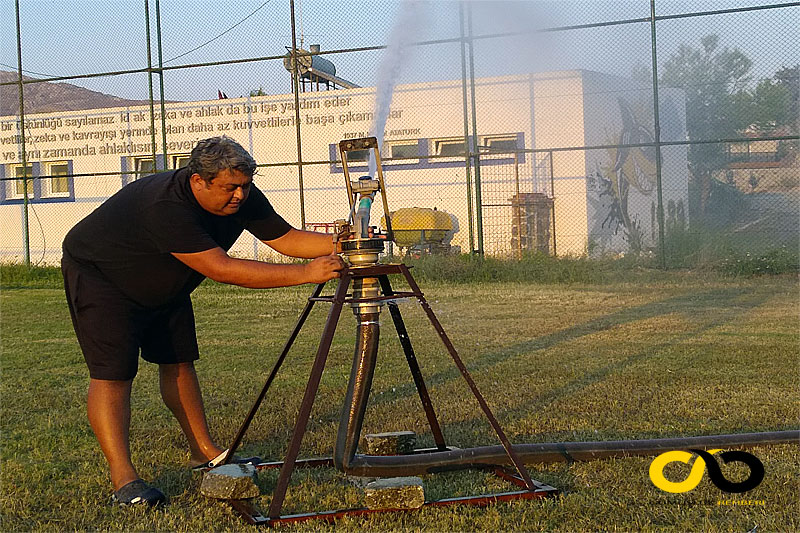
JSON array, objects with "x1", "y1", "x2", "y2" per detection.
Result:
[{"x1": 1, "y1": 1, "x2": 797, "y2": 102}]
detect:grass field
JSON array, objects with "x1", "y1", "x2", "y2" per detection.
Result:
[{"x1": 1, "y1": 267, "x2": 798, "y2": 531}]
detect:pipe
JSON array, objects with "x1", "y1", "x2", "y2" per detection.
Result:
[
  {"x1": 335, "y1": 430, "x2": 798, "y2": 477},
  {"x1": 334, "y1": 313, "x2": 380, "y2": 470}
]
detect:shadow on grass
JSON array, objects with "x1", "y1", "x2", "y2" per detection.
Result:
[
  {"x1": 435, "y1": 287, "x2": 773, "y2": 442},
  {"x1": 370, "y1": 286, "x2": 768, "y2": 407},
  {"x1": 242, "y1": 286, "x2": 772, "y2": 457}
]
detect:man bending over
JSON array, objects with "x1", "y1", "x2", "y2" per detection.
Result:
[{"x1": 62, "y1": 136, "x2": 344, "y2": 506}]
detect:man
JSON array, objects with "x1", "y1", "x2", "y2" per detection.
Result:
[{"x1": 62, "y1": 136, "x2": 345, "y2": 506}]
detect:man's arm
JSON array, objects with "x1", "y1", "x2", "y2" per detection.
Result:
[
  {"x1": 263, "y1": 228, "x2": 336, "y2": 258},
  {"x1": 171, "y1": 246, "x2": 343, "y2": 288}
]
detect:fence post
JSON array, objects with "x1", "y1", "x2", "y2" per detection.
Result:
[
  {"x1": 650, "y1": 0, "x2": 667, "y2": 269},
  {"x1": 459, "y1": 3, "x2": 475, "y2": 254},
  {"x1": 466, "y1": 3, "x2": 484, "y2": 256},
  {"x1": 144, "y1": 0, "x2": 158, "y2": 176},
  {"x1": 290, "y1": 0, "x2": 306, "y2": 229},
  {"x1": 549, "y1": 151, "x2": 557, "y2": 257},
  {"x1": 155, "y1": 0, "x2": 168, "y2": 169},
  {"x1": 14, "y1": 0, "x2": 30, "y2": 266}
]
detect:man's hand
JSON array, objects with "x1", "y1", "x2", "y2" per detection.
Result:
[{"x1": 303, "y1": 253, "x2": 345, "y2": 283}]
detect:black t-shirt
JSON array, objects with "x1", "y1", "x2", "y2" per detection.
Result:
[{"x1": 63, "y1": 168, "x2": 292, "y2": 308}]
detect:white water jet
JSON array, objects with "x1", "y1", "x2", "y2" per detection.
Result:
[{"x1": 367, "y1": 0, "x2": 429, "y2": 177}]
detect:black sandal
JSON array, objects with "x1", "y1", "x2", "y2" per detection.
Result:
[{"x1": 111, "y1": 479, "x2": 166, "y2": 507}]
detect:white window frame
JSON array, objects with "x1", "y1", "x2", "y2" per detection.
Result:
[
  {"x1": 42, "y1": 161, "x2": 70, "y2": 198},
  {"x1": 333, "y1": 147, "x2": 372, "y2": 169},
  {"x1": 7, "y1": 164, "x2": 33, "y2": 200},
  {"x1": 383, "y1": 140, "x2": 419, "y2": 164},
  {"x1": 132, "y1": 157, "x2": 157, "y2": 179},
  {"x1": 480, "y1": 135, "x2": 519, "y2": 157},
  {"x1": 431, "y1": 138, "x2": 467, "y2": 160},
  {"x1": 172, "y1": 154, "x2": 191, "y2": 169}
]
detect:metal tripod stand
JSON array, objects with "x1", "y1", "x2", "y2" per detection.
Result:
[{"x1": 221, "y1": 263, "x2": 557, "y2": 526}]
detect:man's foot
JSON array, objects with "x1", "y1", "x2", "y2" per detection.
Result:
[{"x1": 111, "y1": 479, "x2": 166, "y2": 507}]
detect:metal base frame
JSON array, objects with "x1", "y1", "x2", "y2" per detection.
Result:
[{"x1": 220, "y1": 263, "x2": 558, "y2": 526}]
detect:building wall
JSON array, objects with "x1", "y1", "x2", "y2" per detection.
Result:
[
  {"x1": 580, "y1": 71, "x2": 688, "y2": 254},
  {"x1": 0, "y1": 71, "x2": 686, "y2": 263}
]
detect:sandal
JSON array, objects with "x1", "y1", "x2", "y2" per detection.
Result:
[
  {"x1": 191, "y1": 449, "x2": 262, "y2": 470},
  {"x1": 111, "y1": 479, "x2": 166, "y2": 507}
]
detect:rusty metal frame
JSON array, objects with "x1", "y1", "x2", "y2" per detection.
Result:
[{"x1": 220, "y1": 263, "x2": 557, "y2": 526}]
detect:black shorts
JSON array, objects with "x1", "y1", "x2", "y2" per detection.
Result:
[{"x1": 62, "y1": 254, "x2": 200, "y2": 381}]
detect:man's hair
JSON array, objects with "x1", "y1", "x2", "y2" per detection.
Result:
[{"x1": 187, "y1": 136, "x2": 257, "y2": 183}]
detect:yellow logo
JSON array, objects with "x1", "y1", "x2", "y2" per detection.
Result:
[{"x1": 648, "y1": 449, "x2": 722, "y2": 493}]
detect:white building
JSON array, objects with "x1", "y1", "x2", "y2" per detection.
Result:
[{"x1": 0, "y1": 70, "x2": 687, "y2": 263}]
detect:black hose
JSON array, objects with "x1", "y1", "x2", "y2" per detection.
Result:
[
  {"x1": 339, "y1": 430, "x2": 799, "y2": 477},
  {"x1": 329, "y1": 310, "x2": 798, "y2": 477},
  {"x1": 333, "y1": 312, "x2": 380, "y2": 471}
]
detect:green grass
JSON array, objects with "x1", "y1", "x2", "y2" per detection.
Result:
[{"x1": 1, "y1": 271, "x2": 798, "y2": 531}]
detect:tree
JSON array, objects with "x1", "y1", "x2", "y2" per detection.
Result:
[
  {"x1": 659, "y1": 34, "x2": 753, "y2": 218},
  {"x1": 773, "y1": 65, "x2": 799, "y2": 125}
]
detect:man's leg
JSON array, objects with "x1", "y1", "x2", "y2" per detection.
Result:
[
  {"x1": 158, "y1": 362, "x2": 224, "y2": 465},
  {"x1": 87, "y1": 378, "x2": 139, "y2": 491}
]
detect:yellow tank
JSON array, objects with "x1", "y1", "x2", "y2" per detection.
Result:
[{"x1": 382, "y1": 207, "x2": 453, "y2": 248}]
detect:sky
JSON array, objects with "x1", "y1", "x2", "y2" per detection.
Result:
[{"x1": 1, "y1": 0, "x2": 797, "y2": 103}]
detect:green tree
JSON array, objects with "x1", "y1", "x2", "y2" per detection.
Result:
[
  {"x1": 772, "y1": 65, "x2": 799, "y2": 133},
  {"x1": 747, "y1": 77, "x2": 795, "y2": 132},
  {"x1": 659, "y1": 35, "x2": 752, "y2": 218}
]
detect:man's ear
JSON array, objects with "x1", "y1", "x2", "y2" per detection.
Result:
[{"x1": 190, "y1": 173, "x2": 207, "y2": 191}]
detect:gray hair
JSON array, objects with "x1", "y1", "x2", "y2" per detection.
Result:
[{"x1": 187, "y1": 136, "x2": 257, "y2": 183}]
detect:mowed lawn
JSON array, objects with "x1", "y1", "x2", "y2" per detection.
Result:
[{"x1": 1, "y1": 272, "x2": 798, "y2": 531}]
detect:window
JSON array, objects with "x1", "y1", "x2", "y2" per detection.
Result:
[
  {"x1": 345, "y1": 149, "x2": 370, "y2": 162},
  {"x1": 172, "y1": 154, "x2": 190, "y2": 169},
  {"x1": 433, "y1": 138, "x2": 466, "y2": 157},
  {"x1": 9, "y1": 164, "x2": 33, "y2": 199},
  {"x1": 482, "y1": 135, "x2": 518, "y2": 154},
  {"x1": 134, "y1": 157, "x2": 157, "y2": 178},
  {"x1": 385, "y1": 140, "x2": 419, "y2": 162},
  {"x1": 43, "y1": 162, "x2": 70, "y2": 197}
]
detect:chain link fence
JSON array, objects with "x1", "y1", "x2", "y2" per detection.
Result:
[{"x1": 1, "y1": 0, "x2": 797, "y2": 267}]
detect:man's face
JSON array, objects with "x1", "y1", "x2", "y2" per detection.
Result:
[{"x1": 190, "y1": 168, "x2": 252, "y2": 216}]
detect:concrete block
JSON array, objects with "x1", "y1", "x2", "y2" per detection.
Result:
[
  {"x1": 364, "y1": 476, "x2": 425, "y2": 510},
  {"x1": 200, "y1": 463, "x2": 260, "y2": 500},
  {"x1": 364, "y1": 431, "x2": 416, "y2": 455}
]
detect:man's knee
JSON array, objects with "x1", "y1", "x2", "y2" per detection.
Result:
[{"x1": 158, "y1": 361, "x2": 199, "y2": 384}]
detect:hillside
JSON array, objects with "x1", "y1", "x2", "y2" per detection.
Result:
[{"x1": 1, "y1": 70, "x2": 156, "y2": 117}]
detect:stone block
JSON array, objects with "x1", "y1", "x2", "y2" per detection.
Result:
[
  {"x1": 365, "y1": 476, "x2": 425, "y2": 510},
  {"x1": 200, "y1": 463, "x2": 260, "y2": 500},
  {"x1": 364, "y1": 431, "x2": 416, "y2": 455}
]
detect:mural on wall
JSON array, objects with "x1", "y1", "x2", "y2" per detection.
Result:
[{"x1": 586, "y1": 97, "x2": 657, "y2": 253}]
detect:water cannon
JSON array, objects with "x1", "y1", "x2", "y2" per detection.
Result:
[{"x1": 336, "y1": 137, "x2": 393, "y2": 267}]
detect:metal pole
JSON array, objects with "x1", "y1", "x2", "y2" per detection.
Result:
[
  {"x1": 549, "y1": 151, "x2": 557, "y2": 257},
  {"x1": 514, "y1": 152, "x2": 522, "y2": 257},
  {"x1": 155, "y1": 0, "x2": 168, "y2": 169},
  {"x1": 144, "y1": 0, "x2": 158, "y2": 176},
  {"x1": 467, "y1": 4, "x2": 484, "y2": 256},
  {"x1": 14, "y1": 0, "x2": 30, "y2": 266},
  {"x1": 459, "y1": 3, "x2": 475, "y2": 254},
  {"x1": 290, "y1": 0, "x2": 306, "y2": 229},
  {"x1": 650, "y1": 0, "x2": 667, "y2": 269}
]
